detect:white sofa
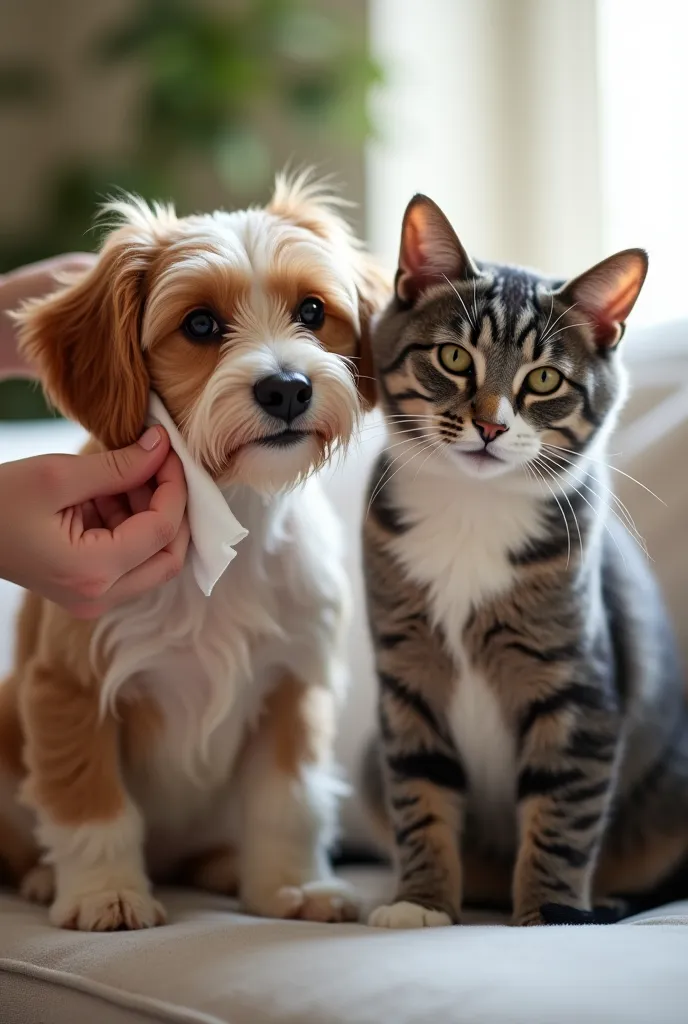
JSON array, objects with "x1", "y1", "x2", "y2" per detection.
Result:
[{"x1": 2, "y1": 320, "x2": 688, "y2": 1023}]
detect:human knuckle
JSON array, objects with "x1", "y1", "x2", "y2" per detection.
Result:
[
  {"x1": 102, "y1": 448, "x2": 130, "y2": 483},
  {"x1": 156, "y1": 520, "x2": 177, "y2": 548}
]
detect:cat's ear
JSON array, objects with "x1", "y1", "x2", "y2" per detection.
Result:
[
  {"x1": 556, "y1": 248, "x2": 648, "y2": 350},
  {"x1": 396, "y1": 194, "x2": 477, "y2": 304}
]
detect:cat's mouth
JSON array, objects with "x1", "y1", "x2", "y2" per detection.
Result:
[
  {"x1": 451, "y1": 446, "x2": 512, "y2": 478},
  {"x1": 458, "y1": 448, "x2": 497, "y2": 464},
  {"x1": 458, "y1": 448, "x2": 503, "y2": 466}
]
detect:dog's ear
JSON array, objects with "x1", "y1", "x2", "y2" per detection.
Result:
[{"x1": 15, "y1": 199, "x2": 167, "y2": 449}]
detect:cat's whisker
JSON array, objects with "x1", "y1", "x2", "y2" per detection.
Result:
[
  {"x1": 540, "y1": 301, "x2": 577, "y2": 345},
  {"x1": 542, "y1": 288, "x2": 555, "y2": 337},
  {"x1": 355, "y1": 427, "x2": 438, "y2": 462},
  {"x1": 357, "y1": 424, "x2": 426, "y2": 438},
  {"x1": 363, "y1": 414, "x2": 438, "y2": 426},
  {"x1": 528, "y1": 458, "x2": 573, "y2": 567},
  {"x1": 532, "y1": 454, "x2": 585, "y2": 560},
  {"x1": 472, "y1": 277, "x2": 480, "y2": 328},
  {"x1": 378, "y1": 431, "x2": 435, "y2": 457},
  {"x1": 442, "y1": 274, "x2": 476, "y2": 332},
  {"x1": 537, "y1": 452, "x2": 627, "y2": 568},
  {"x1": 542, "y1": 321, "x2": 594, "y2": 343},
  {"x1": 367, "y1": 437, "x2": 442, "y2": 518},
  {"x1": 356, "y1": 420, "x2": 435, "y2": 438},
  {"x1": 543, "y1": 454, "x2": 650, "y2": 561},
  {"x1": 539, "y1": 447, "x2": 649, "y2": 556},
  {"x1": 541, "y1": 442, "x2": 666, "y2": 507},
  {"x1": 412, "y1": 436, "x2": 443, "y2": 483},
  {"x1": 601, "y1": 484, "x2": 650, "y2": 558},
  {"x1": 537, "y1": 456, "x2": 585, "y2": 562},
  {"x1": 366, "y1": 436, "x2": 434, "y2": 515}
]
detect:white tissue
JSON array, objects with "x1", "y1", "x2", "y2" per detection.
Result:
[{"x1": 146, "y1": 392, "x2": 248, "y2": 596}]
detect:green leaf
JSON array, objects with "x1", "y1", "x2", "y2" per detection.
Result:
[{"x1": 0, "y1": 64, "x2": 53, "y2": 105}]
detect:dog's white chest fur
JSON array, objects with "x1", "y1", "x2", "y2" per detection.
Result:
[
  {"x1": 390, "y1": 462, "x2": 543, "y2": 839},
  {"x1": 94, "y1": 480, "x2": 346, "y2": 875}
]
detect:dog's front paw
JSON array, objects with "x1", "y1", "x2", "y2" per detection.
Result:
[
  {"x1": 368, "y1": 900, "x2": 453, "y2": 929},
  {"x1": 50, "y1": 887, "x2": 166, "y2": 931},
  {"x1": 244, "y1": 878, "x2": 360, "y2": 923}
]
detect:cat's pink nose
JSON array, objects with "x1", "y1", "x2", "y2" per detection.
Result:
[{"x1": 474, "y1": 418, "x2": 508, "y2": 444}]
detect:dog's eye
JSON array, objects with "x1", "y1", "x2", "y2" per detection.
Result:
[
  {"x1": 182, "y1": 309, "x2": 221, "y2": 342},
  {"x1": 296, "y1": 296, "x2": 325, "y2": 330}
]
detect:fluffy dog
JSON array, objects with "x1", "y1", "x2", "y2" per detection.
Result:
[{"x1": 0, "y1": 173, "x2": 384, "y2": 930}]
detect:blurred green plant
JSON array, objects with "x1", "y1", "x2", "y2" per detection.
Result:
[{"x1": 0, "y1": 0, "x2": 380, "y2": 418}]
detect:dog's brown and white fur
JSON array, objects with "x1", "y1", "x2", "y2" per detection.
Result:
[{"x1": 0, "y1": 174, "x2": 385, "y2": 930}]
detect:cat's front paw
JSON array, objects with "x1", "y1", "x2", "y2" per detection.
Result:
[
  {"x1": 368, "y1": 900, "x2": 454, "y2": 929},
  {"x1": 512, "y1": 908, "x2": 546, "y2": 927},
  {"x1": 243, "y1": 878, "x2": 360, "y2": 923}
]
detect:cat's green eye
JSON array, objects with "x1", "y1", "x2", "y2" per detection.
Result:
[
  {"x1": 438, "y1": 344, "x2": 473, "y2": 375},
  {"x1": 526, "y1": 366, "x2": 562, "y2": 395}
]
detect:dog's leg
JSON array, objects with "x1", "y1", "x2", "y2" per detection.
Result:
[
  {"x1": 20, "y1": 662, "x2": 164, "y2": 931},
  {"x1": 238, "y1": 672, "x2": 359, "y2": 923}
]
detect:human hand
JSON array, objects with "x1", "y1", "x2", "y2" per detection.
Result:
[
  {"x1": 0, "y1": 426, "x2": 190, "y2": 617},
  {"x1": 0, "y1": 254, "x2": 96, "y2": 380}
]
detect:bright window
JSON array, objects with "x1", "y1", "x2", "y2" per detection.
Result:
[{"x1": 597, "y1": 0, "x2": 688, "y2": 326}]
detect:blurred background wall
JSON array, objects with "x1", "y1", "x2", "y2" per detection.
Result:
[
  {"x1": 1, "y1": 0, "x2": 687, "y2": 419},
  {"x1": 0, "y1": 0, "x2": 375, "y2": 417}
]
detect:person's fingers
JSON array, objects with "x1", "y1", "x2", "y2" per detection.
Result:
[
  {"x1": 89, "y1": 450, "x2": 187, "y2": 579},
  {"x1": 70, "y1": 514, "x2": 191, "y2": 618},
  {"x1": 80, "y1": 500, "x2": 103, "y2": 532},
  {"x1": 126, "y1": 482, "x2": 154, "y2": 515},
  {"x1": 166, "y1": 510, "x2": 190, "y2": 571},
  {"x1": 94, "y1": 493, "x2": 131, "y2": 532},
  {"x1": 53, "y1": 427, "x2": 171, "y2": 507},
  {"x1": 148, "y1": 449, "x2": 186, "y2": 520}
]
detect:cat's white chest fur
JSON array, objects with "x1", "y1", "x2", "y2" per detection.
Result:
[{"x1": 389, "y1": 458, "x2": 544, "y2": 840}]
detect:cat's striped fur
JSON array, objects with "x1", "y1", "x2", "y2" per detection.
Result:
[{"x1": 362, "y1": 195, "x2": 688, "y2": 928}]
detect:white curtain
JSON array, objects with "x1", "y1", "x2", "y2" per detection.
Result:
[
  {"x1": 367, "y1": 0, "x2": 688, "y2": 329},
  {"x1": 367, "y1": 0, "x2": 601, "y2": 279},
  {"x1": 597, "y1": 0, "x2": 688, "y2": 327}
]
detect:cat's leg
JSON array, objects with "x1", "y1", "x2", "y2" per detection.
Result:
[
  {"x1": 367, "y1": 744, "x2": 465, "y2": 929},
  {"x1": 20, "y1": 661, "x2": 164, "y2": 931},
  {"x1": 363, "y1": 522, "x2": 464, "y2": 929},
  {"x1": 238, "y1": 672, "x2": 359, "y2": 923},
  {"x1": 513, "y1": 693, "x2": 620, "y2": 927}
]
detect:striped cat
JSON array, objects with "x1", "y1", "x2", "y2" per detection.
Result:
[{"x1": 362, "y1": 194, "x2": 688, "y2": 928}]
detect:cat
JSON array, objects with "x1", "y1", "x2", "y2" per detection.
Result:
[{"x1": 361, "y1": 193, "x2": 688, "y2": 928}]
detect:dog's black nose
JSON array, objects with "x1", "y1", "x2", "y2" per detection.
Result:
[{"x1": 253, "y1": 371, "x2": 313, "y2": 422}]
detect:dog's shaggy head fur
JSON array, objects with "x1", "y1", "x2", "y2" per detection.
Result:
[{"x1": 17, "y1": 172, "x2": 385, "y2": 492}]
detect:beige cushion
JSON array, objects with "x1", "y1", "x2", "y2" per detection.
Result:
[{"x1": 2, "y1": 869, "x2": 688, "y2": 1024}]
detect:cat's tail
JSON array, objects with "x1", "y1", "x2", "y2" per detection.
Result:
[{"x1": 359, "y1": 734, "x2": 392, "y2": 853}]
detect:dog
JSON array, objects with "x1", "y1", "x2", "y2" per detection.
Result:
[{"x1": 0, "y1": 173, "x2": 385, "y2": 930}]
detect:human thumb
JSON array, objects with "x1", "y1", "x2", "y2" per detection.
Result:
[{"x1": 57, "y1": 427, "x2": 171, "y2": 506}]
